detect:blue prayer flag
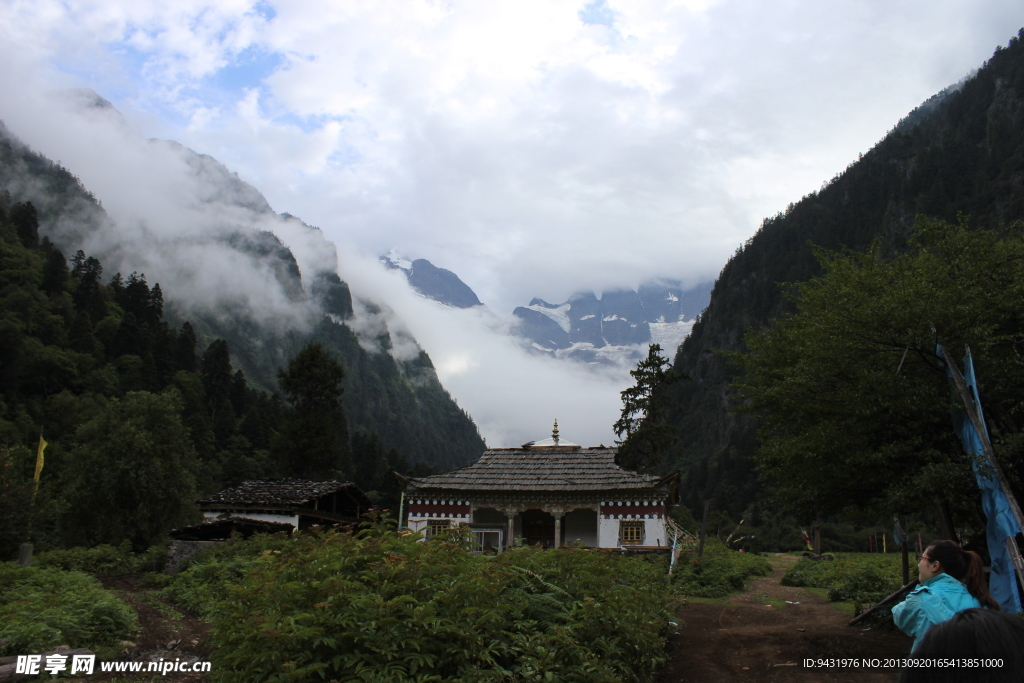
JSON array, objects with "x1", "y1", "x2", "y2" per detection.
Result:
[{"x1": 942, "y1": 346, "x2": 1023, "y2": 613}]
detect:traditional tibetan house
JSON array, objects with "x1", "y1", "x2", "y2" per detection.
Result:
[
  {"x1": 401, "y1": 426, "x2": 678, "y2": 551},
  {"x1": 196, "y1": 479, "x2": 372, "y2": 531}
]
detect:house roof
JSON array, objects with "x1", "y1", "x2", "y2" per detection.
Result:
[
  {"x1": 404, "y1": 447, "x2": 676, "y2": 493},
  {"x1": 197, "y1": 479, "x2": 372, "y2": 509},
  {"x1": 168, "y1": 516, "x2": 295, "y2": 541}
]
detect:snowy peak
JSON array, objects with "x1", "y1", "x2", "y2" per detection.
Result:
[
  {"x1": 510, "y1": 281, "x2": 712, "y2": 366},
  {"x1": 381, "y1": 251, "x2": 482, "y2": 308}
]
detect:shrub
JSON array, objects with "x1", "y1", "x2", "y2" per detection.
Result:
[
  {"x1": 199, "y1": 525, "x2": 673, "y2": 682},
  {"x1": 0, "y1": 563, "x2": 138, "y2": 655},
  {"x1": 671, "y1": 539, "x2": 772, "y2": 597},
  {"x1": 782, "y1": 553, "x2": 904, "y2": 607},
  {"x1": 160, "y1": 533, "x2": 295, "y2": 616},
  {"x1": 34, "y1": 541, "x2": 167, "y2": 574}
]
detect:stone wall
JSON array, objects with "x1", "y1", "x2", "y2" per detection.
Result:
[{"x1": 165, "y1": 540, "x2": 219, "y2": 574}]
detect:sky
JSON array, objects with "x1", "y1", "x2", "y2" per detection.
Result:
[{"x1": 1, "y1": 1, "x2": 1022, "y2": 447}]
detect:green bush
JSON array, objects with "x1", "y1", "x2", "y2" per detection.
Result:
[
  {"x1": 671, "y1": 539, "x2": 772, "y2": 597},
  {"x1": 782, "y1": 553, "x2": 904, "y2": 605},
  {"x1": 160, "y1": 533, "x2": 295, "y2": 616},
  {"x1": 193, "y1": 524, "x2": 672, "y2": 682},
  {"x1": 34, "y1": 541, "x2": 167, "y2": 574},
  {"x1": 0, "y1": 563, "x2": 138, "y2": 655}
]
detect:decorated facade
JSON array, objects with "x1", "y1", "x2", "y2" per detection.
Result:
[{"x1": 401, "y1": 425, "x2": 678, "y2": 550}]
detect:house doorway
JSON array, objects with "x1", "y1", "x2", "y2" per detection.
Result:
[{"x1": 521, "y1": 509, "x2": 557, "y2": 548}]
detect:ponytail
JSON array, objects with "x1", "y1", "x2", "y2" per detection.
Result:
[
  {"x1": 926, "y1": 540, "x2": 1001, "y2": 611},
  {"x1": 962, "y1": 550, "x2": 1000, "y2": 611}
]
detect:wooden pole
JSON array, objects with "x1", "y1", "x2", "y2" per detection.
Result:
[
  {"x1": 934, "y1": 499, "x2": 958, "y2": 542},
  {"x1": 849, "y1": 579, "x2": 919, "y2": 626},
  {"x1": 935, "y1": 341, "x2": 1024, "y2": 534},
  {"x1": 812, "y1": 521, "x2": 821, "y2": 556},
  {"x1": 697, "y1": 500, "x2": 711, "y2": 559},
  {"x1": 935, "y1": 339, "x2": 1024, "y2": 592}
]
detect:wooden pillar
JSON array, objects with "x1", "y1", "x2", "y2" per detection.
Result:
[
  {"x1": 552, "y1": 509, "x2": 565, "y2": 548},
  {"x1": 505, "y1": 511, "x2": 516, "y2": 549},
  {"x1": 812, "y1": 520, "x2": 821, "y2": 557}
]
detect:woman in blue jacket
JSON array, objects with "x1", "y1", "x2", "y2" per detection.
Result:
[{"x1": 892, "y1": 540, "x2": 1000, "y2": 652}]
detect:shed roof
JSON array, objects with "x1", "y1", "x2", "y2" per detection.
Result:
[
  {"x1": 168, "y1": 516, "x2": 295, "y2": 541},
  {"x1": 404, "y1": 447, "x2": 675, "y2": 492},
  {"x1": 197, "y1": 479, "x2": 372, "y2": 509}
]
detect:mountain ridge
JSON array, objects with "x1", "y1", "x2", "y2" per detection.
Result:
[
  {"x1": 0, "y1": 100, "x2": 485, "y2": 471},
  {"x1": 664, "y1": 30, "x2": 1024, "y2": 518}
]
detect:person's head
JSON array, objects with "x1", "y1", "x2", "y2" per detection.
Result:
[
  {"x1": 898, "y1": 608, "x2": 1024, "y2": 682},
  {"x1": 918, "y1": 540, "x2": 1000, "y2": 610}
]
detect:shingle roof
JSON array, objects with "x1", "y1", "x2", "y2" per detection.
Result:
[
  {"x1": 197, "y1": 479, "x2": 372, "y2": 508},
  {"x1": 168, "y1": 516, "x2": 295, "y2": 540},
  {"x1": 405, "y1": 447, "x2": 672, "y2": 492}
]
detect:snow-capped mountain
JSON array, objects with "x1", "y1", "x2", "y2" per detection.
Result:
[
  {"x1": 381, "y1": 250, "x2": 483, "y2": 308},
  {"x1": 380, "y1": 248, "x2": 711, "y2": 368},
  {"x1": 511, "y1": 282, "x2": 712, "y2": 366}
]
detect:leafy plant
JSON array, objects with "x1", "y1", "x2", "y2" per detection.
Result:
[
  {"x1": 160, "y1": 532, "x2": 295, "y2": 617},
  {"x1": 782, "y1": 552, "x2": 903, "y2": 608},
  {"x1": 0, "y1": 563, "x2": 138, "y2": 655},
  {"x1": 179, "y1": 527, "x2": 673, "y2": 682},
  {"x1": 34, "y1": 541, "x2": 168, "y2": 574},
  {"x1": 671, "y1": 538, "x2": 772, "y2": 598}
]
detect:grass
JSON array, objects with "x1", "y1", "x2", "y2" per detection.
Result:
[
  {"x1": 782, "y1": 552, "x2": 904, "y2": 624},
  {"x1": 134, "y1": 591, "x2": 185, "y2": 621}
]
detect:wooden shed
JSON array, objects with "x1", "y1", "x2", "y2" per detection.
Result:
[{"x1": 197, "y1": 479, "x2": 372, "y2": 531}]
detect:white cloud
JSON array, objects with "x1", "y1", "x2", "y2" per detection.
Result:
[
  {"x1": 336, "y1": 248, "x2": 629, "y2": 447},
  {"x1": 1, "y1": 0, "x2": 1022, "y2": 445}
]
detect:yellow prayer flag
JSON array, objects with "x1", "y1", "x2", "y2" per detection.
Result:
[{"x1": 34, "y1": 435, "x2": 47, "y2": 484}]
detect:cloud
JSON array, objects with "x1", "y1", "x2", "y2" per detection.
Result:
[
  {"x1": 336, "y1": 247, "x2": 630, "y2": 448},
  {"x1": 0, "y1": 84, "x2": 334, "y2": 329},
  {"x1": 5, "y1": 1, "x2": 1018, "y2": 314},
  {"x1": 1, "y1": 0, "x2": 1021, "y2": 446}
]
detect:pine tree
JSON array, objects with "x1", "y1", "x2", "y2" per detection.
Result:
[
  {"x1": 613, "y1": 344, "x2": 685, "y2": 473},
  {"x1": 274, "y1": 343, "x2": 350, "y2": 479},
  {"x1": 10, "y1": 201, "x2": 39, "y2": 248}
]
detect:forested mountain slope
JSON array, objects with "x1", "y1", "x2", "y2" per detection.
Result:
[
  {"x1": 0, "y1": 116, "x2": 484, "y2": 482},
  {"x1": 667, "y1": 30, "x2": 1024, "y2": 516}
]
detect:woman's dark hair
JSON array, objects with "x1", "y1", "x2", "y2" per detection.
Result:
[
  {"x1": 926, "y1": 540, "x2": 1000, "y2": 611},
  {"x1": 899, "y1": 608, "x2": 1024, "y2": 682}
]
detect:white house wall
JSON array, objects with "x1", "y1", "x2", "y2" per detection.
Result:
[
  {"x1": 407, "y1": 496, "x2": 669, "y2": 549},
  {"x1": 598, "y1": 500, "x2": 668, "y2": 548},
  {"x1": 407, "y1": 499, "x2": 471, "y2": 536}
]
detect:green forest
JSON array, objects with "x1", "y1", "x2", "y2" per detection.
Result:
[
  {"x1": 631, "y1": 29, "x2": 1024, "y2": 549},
  {"x1": 0, "y1": 189, "x2": 481, "y2": 559}
]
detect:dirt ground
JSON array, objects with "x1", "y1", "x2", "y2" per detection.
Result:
[
  {"x1": 65, "y1": 575, "x2": 212, "y2": 682},
  {"x1": 656, "y1": 554, "x2": 913, "y2": 682}
]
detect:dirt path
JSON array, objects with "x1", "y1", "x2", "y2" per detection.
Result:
[
  {"x1": 67, "y1": 575, "x2": 212, "y2": 682},
  {"x1": 656, "y1": 554, "x2": 913, "y2": 682}
]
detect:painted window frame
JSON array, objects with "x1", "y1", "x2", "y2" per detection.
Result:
[
  {"x1": 619, "y1": 520, "x2": 645, "y2": 545},
  {"x1": 426, "y1": 519, "x2": 452, "y2": 538}
]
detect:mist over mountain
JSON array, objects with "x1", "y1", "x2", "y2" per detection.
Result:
[
  {"x1": 664, "y1": 31, "x2": 1024, "y2": 519},
  {"x1": 0, "y1": 91, "x2": 484, "y2": 470},
  {"x1": 511, "y1": 282, "x2": 712, "y2": 367},
  {"x1": 381, "y1": 248, "x2": 711, "y2": 369}
]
